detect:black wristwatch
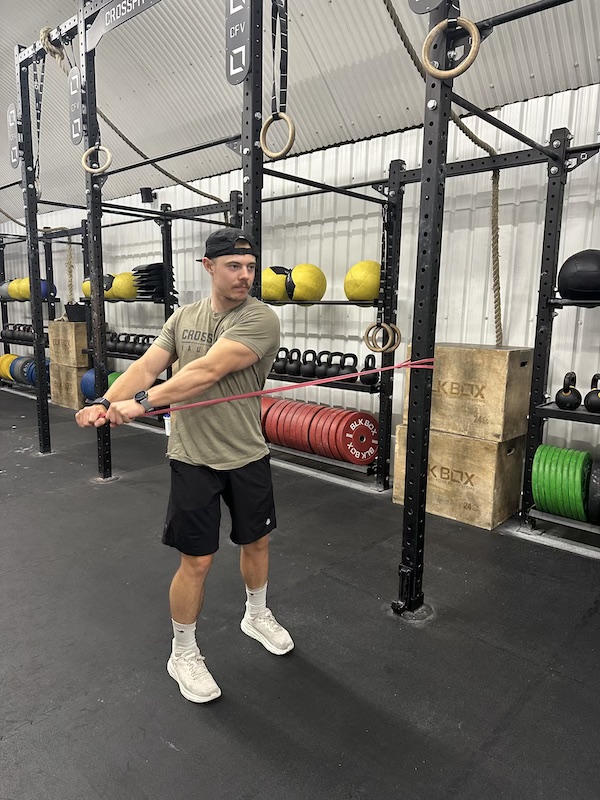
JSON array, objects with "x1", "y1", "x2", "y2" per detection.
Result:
[
  {"x1": 91, "y1": 397, "x2": 110, "y2": 411},
  {"x1": 134, "y1": 390, "x2": 154, "y2": 412}
]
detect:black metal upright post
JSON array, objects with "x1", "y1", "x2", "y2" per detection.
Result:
[
  {"x1": 15, "y1": 46, "x2": 51, "y2": 453},
  {"x1": 376, "y1": 160, "x2": 405, "y2": 490},
  {"x1": 158, "y1": 204, "x2": 176, "y2": 321},
  {"x1": 521, "y1": 128, "x2": 570, "y2": 517},
  {"x1": 244, "y1": 0, "x2": 263, "y2": 294},
  {"x1": 393, "y1": 2, "x2": 454, "y2": 614},
  {"x1": 79, "y1": 1, "x2": 111, "y2": 479},
  {"x1": 42, "y1": 231, "x2": 57, "y2": 321},
  {"x1": 0, "y1": 241, "x2": 8, "y2": 355},
  {"x1": 230, "y1": 190, "x2": 243, "y2": 230}
]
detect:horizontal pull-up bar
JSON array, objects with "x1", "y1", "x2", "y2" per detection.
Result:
[
  {"x1": 450, "y1": 92, "x2": 561, "y2": 161},
  {"x1": 263, "y1": 168, "x2": 387, "y2": 206},
  {"x1": 103, "y1": 135, "x2": 242, "y2": 178},
  {"x1": 38, "y1": 200, "x2": 234, "y2": 227},
  {"x1": 477, "y1": 0, "x2": 573, "y2": 30}
]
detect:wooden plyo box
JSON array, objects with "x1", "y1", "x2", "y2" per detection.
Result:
[
  {"x1": 393, "y1": 425, "x2": 526, "y2": 530},
  {"x1": 48, "y1": 320, "x2": 88, "y2": 367},
  {"x1": 403, "y1": 344, "x2": 533, "y2": 442},
  {"x1": 49, "y1": 363, "x2": 86, "y2": 411}
]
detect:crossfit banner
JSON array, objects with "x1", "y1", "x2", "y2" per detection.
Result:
[
  {"x1": 86, "y1": 0, "x2": 162, "y2": 51},
  {"x1": 225, "y1": 0, "x2": 251, "y2": 85}
]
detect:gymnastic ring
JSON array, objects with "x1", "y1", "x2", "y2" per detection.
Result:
[
  {"x1": 421, "y1": 17, "x2": 481, "y2": 81},
  {"x1": 363, "y1": 323, "x2": 402, "y2": 353},
  {"x1": 81, "y1": 145, "x2": 113, "y2": 174},
  {"x1": 259, "y1": 112, "x2": 296, "y2": 160}
]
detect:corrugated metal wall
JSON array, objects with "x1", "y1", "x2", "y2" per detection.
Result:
[{"x1": 3, "y1": 84, "x2": 600, "y2": 454}]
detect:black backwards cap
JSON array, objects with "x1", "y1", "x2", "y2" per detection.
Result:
[{"x1": 200, "y1": 228, "x2": 258, "y2": 260}]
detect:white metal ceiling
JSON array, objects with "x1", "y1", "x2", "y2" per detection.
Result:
[{"x1": 0, "y1": 0, "x2": 598, "y2": 224}]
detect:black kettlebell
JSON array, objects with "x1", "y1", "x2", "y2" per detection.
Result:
[
  {"x1": 300, "y1": 350, "x2": 317, "y2": 378},
  {"x1": 360, "y1": 354, "x2": 379, "y2": 386},
  {"x1": 584, "y1": 374, "x2": 600, "y2": 413},
  {"x1": 116, "y1": 333, "x2": 130, "y2": 354},
  {"x1": 106, "y1": 331, "x2": 118, "y2": 351},
  {"x1": 2, "y1": 324, "x2": 14, "y2": 342},
  {"x1": 338, "y1": 353, "x2": 358, "y2": 383},
  {"x1": 133, "y1": 335, "x2": 146, "y2": 356},
  {"x1": 555, "y1": 371, "x2": 581, "y2": 410},
  {"x1": 285, "y1": 348, "x2": 302, "y2": 376},
  {"x1": 273, "y1": 347, "x2": 289, "y2": 374},
  {"x1": 326, "y1": 352, "x2": 344, "y2": 378},
  {"x1": 315, "y1": 351, "x2": 330, "y2": 379}
]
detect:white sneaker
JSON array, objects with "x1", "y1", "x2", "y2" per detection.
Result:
[
  {"x1": 241, "y1": 608, "x2": 294, "y2": 655},
  {"x1": 167, "y1": 647, "x2": 221, "y2": 703}
]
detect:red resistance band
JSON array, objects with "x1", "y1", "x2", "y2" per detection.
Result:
[{"x1": 142, "y1": 358, "x2": 434, "y2": 417}]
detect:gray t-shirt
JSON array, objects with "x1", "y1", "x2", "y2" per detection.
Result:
[{"x1": 154, "y1": 296, "x2": 280, "y2": 470}]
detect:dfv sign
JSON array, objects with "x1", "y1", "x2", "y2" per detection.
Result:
[
  {"x1": 86, "y1": 0, "x2": 162, "y2": 51},
  {"x1": 226, "y1": 0, "x2": 251, "y2": 85}
]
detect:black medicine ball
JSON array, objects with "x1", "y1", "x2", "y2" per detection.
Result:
[{"x1": 558, "y1": 249, "x2": 600, "y2": 300}]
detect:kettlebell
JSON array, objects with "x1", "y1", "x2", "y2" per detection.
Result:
[
  {"x1": 555, "y1": 371, "x2": 581, "y2": 410},
  {"x1": 2, "y1": 324, "x2": 14, "y2": 342},
  {"x1": 300, "y1": 349, "x2": 317, "y2": 378},
  {"x1": 339, "y1": 353, "x2": 358, "y2": 382},
  {"x1": 360, "y1": 354, "x2": 379, "y2": 386},
  {"x1": 285, "y1": 348, "x2": 302, "y2": 376},
  {"x1": 584, "y1": 374, "x2": 600, "y2": 413},
  {"x1": 273, "y1": 347, "x2": 289, "y2": 374},
  {"x1": 326, "y1": 352, "x2": 344, "y2": 378},
  {"x1": 133, "y1": 335, "x2": 146, "y2": 356},
  {"x1": 106, "y1": 331, "x2": 118, "y2": 351},
  {"x1": 116, "y1": 333, "x2": 130, "y2": 354},
  {"x1": 315, "y1": 351, "x2": 330, "y2": 379}
]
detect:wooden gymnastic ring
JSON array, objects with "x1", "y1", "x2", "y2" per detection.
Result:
[
  {"x1": 422, "y1": 17, "x2": 481, "y2": 80},
  {"x1": 363, "y1": 323, "x2": 401, "y2": 353},
  {"x1": 259, "y1": 112, "x2": 296, "y2": 160},
  {"x1": 81, "y1": 145, "x2": 113, "y2": 174}
]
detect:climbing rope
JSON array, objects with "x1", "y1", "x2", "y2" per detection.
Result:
[
  {"x1": 381, "y1": 0, "x2": 503, "y2": 346},
  {"x1": 38, "y1": 28, "x2": 227, "y2": 214}
]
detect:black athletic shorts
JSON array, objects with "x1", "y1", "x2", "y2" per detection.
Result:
[{"x1": 162, "y1": 454, "x2": 277, "y2": 556}]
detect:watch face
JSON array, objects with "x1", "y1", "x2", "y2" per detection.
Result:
[{"x1": 135, "y1": 391, "x2": 147, "y2": 401}]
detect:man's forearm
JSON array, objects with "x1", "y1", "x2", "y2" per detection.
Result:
[
  {"x1": 147, "y1": 359, "x2": 218, "y2": 408},
  {"x1": 104, "y1": 360, "x2": 162, "y2": 403}
]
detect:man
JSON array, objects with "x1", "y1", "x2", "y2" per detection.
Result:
[{"x1": 75, "y1": 228, "x2": 293, "y2": 704}]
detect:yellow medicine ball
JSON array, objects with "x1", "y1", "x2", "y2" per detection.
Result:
[
  {"x1": 262, "y1": 266, "x2": 289, "y2": 301},
  {"x1": 19, "y1": 277, "x2": 31, "y2": 300},
  {"x1": 343, "y1": 260, "x2": 381, "y2": 301},
  {"x1": 103, "y1": 274, "x2": 117, "y2": 300},
  {"x1": 82, "y1": 279, "x2": 91, "y2": 298},
  {"x1": 286, "y1": 263, "x2": 327, "y2": 302},
  {"x1": 111, "y1": 272, "x2": 137, "y2": 300},
  {"x1": 8, "y1": 278, "x2": 25, "y2": 300}
]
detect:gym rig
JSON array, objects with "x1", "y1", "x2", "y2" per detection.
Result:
[
  {"x1": 4, "y1": 0, "x2": 600, "y2": 616},
  {"x1": 5, "y1": 0, "x2": 401, "y2": 493}
]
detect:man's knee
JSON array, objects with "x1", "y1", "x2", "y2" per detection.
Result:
[
  {"x1": 179, "y1": 553, "x2": 213, "y2": 582},
  {"x1": 242, "y1": 534, "x2": 269, "y2": 554}
]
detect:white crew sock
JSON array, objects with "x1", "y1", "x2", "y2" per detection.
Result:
[
  {"x1": 245, "y1": 582, "x2": 268, "y2": 619},
  {"x1": 172, "y1": 619, "x2": 198, "y2": 657}
]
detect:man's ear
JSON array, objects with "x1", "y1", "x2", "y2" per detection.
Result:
[{"x1": 203, "y1": 257, "x2": 214, "y2": 275}]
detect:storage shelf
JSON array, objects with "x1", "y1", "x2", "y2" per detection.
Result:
[
  {"x1": 267, "y1": 372, "x2": 379, "y2": 393},
  {"x1": 83, "y1": 348, "x2": 143, "y2": 361},
  {"x1": 528, "y1": 506, "x2": 600, "y2": 536},
  {"x1": 78, "y1": 297, "x2": 173, "y2": 305},
  {"x1": 264, "y1": 300, "x2": 377, "y2": 307},
  {"x1": 534, "y1": 402, "x2": 600, "y2": 424},
  {"x1": 1, "y1": 338, "x2": 48, "y2": 347},
  {"x1": 0, "y1": 297, "x2": 60, "y2": 303},
  {"x1": 548, "y1": 298, "x2": 600, "y2": 308}
]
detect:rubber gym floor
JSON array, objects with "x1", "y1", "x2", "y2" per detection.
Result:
[{"x1": 2, "y1": 389, "x2": 600, "y2": 800}]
